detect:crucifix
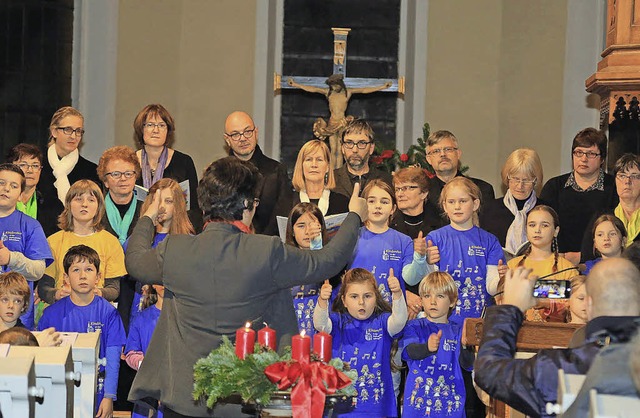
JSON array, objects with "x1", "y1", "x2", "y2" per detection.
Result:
[{"x1": 275, "y1": 27, "x2": 405, "y2": 169}]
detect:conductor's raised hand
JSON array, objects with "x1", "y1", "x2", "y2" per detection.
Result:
[
  {"x1": 143, "y1": 189, "x2": 161, "y2": 223},
  {"x1": 502, "y1": 267, "x2": 537, "y2": 313},
  {"x1": 426, "y1": 240, "x2": 440, "y2": 265},
  {"x1": 348, "y1": 182, "x2": 368, "y2": 222},
  {"x1": 387, "y1": 268, "x2": 402, "y2": 299},
  {"x1": 414, "y1": 231, "x2": 427, "y2": 257}
]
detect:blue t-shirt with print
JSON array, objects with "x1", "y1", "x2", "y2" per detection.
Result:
[{"x1": 426, "y1": 225, "x2": 504, "y2": 325}]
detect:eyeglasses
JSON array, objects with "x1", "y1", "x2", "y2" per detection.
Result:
[
  {"x1": 427, "y1": 147, "x2": 458, "y2": 156},
  {"x1": 143, "y1": 122, "x2": 168, "y2": 131},
  {"x1": 105, "y1": 171, "x2": 137, "y2": 179},
  {"x1": 342, "y1": 140, "x2": 372, "y2": 150},
  {"x1": 16, "y1": 163, "x2": 42, "y2": 172},
  {"x1": 616, "y1": 172, "x2": 640, "y2": 182},
  {"x1": 507, "y1": 176, "x2": 536, "y2": 186},
  {"x1": 572, "y1": 150, "x2": 601, "y2": 159},
  {"x1": 395, "y1": 185, "x2": 420, "y2": 193},
  {"x1": 225, "y1": 127, "x2": 256, "y2": 142},
  {"x1": 56, "y1": 126, "x2": 85, "y2": 137}
]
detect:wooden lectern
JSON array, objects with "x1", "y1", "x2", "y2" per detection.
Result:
[{"x1": 464, "y1": 318, "x2": 584, "y2": 418}]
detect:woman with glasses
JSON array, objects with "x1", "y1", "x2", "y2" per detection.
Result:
[
  {"x1": 39, "y1": 106, "x2": 102, "y2": 206},
  {"x1": 580, "y1": 153, "x2": 640, "y2": 262},
  {"x1": 540, "y1": 128, "x2": 618, "y2": 264},
  {"x1": 6, "y1": 143, "x2": 64, "y2": 236},
  {"x1": 133, "y1": 104, "x2": 202, "y2": 232},
  {"x1": 389, "y1": 167, "x2": 445, "y2": 319},
  {"x1": 480, "y1": 149, "x2": 545, "y2": 259},
  {"x1": 276, "y1": 140, "x2": 349, "y2": 221}
]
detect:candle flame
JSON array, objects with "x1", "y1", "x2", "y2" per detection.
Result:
[
  {"x1": 300, "y1": 330, "x2": 306, "y2": 338},
  {"x1": 245, "y1": 322, "x2": 251, "y2": 329},
  {"x1": 263, "y1": 322, "x2": 269, "y2": 328}
]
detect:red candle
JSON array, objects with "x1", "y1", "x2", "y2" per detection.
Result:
[
  {"x1": 291, "y1": 331, "x2": 311, "y2": 363},
  {"x1": 313, "y1": 331, "x2": 332, "y2": 363},
  {"x1": 235, "y1": 322, "x2": 255, "y2": 360},
  {"x1": 258, "y1": 323, "x2": 277, "y2": 351}
]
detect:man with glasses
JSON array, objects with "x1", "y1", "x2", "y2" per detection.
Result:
[
  {"x1": 6, "y1": 143, "x2": 64, "y2": 237},
  {"x1": 332, "y1": 118, "x2": 392, "y2": 197},
  {"x1": 425, "y1": 130, "x2": 495, "y2": 211},
  {"x1": 224, "y1": 111, "x2": 291, "y2": 235},
  {"x1": 540, "y1": 128, "x2": 618, "y2": 264}
]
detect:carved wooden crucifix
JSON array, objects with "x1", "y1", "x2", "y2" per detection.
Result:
[{"x1": 275, "y1": 27, "x2": 404, "y2": 168}]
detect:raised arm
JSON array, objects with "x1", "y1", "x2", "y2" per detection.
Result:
[
  {"x1": 288, "y1": 78, "x2": 329, "y2": 95},
  {"x1": 349, "y1": 81, "x2": 393, "y2": 95}
]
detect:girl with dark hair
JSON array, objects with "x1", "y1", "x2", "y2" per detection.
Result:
[
  {"x1": 285, "y1": 202, "x2": 328, "y2": 337},
  {"x1": 314, "y1": 268, "x2": 407, "y2": 417},
  {"x1": 507, "y1": 205, "x2": 577, "y2": 322},
  {"x1": 583, "y1": 214, "x2": 626, "y2": 275}
]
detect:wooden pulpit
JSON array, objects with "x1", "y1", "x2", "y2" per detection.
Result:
[
  {"x1": 464, "y1": 318, "x2": 584, "y2": 418},
  {"x1": 586, "y1": 0, "x2": 640, "y2": 168}
]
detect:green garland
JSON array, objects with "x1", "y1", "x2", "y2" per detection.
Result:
[{"x1": 193, "y1": 336, "x2": 358, "y2": 408}]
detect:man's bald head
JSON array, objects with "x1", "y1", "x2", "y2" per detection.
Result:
[
  {"x1": 224, "y1": 111, "x2": 258, "y2": 161},
  {"x1": 586, "y1": 258, "x2": 640, "y2": 320}
]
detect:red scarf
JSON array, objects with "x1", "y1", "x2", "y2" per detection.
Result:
[{"x1": 205, "y1": 219, "x2": 253, "y2": 234}]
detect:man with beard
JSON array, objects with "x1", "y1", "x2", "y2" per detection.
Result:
[
  {"x1": 425, "y1": 130, "x2": 495, "y2": 211},
  {"x1": 332, "y1": 118, "x2": 393, "y2": 197}
]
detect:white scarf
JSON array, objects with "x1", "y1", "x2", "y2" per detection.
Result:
[
  {"x1": 48, "y1": 145, "x2": 79, "y2": 204},
  {"x1": 504, "y1": 189, "x2": 537, "y2": 255},
  {"x1": 299, "y1": 188, "x2": 330, "y2": 215}
]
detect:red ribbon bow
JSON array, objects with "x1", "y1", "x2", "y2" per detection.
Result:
[{"x1": 264, "y1": 360, "x2": 352, "y2": 418}]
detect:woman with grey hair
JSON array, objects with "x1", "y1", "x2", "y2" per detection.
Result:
[{"x1": 480, "y1": 148, "x2": 544, "y2": 257}]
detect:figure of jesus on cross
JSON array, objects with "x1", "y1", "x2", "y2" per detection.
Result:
[
  {"x1": 287, "y1": 74, "x2": 392, "y2": 168},
  {"x1": 277, "y1": 27, "x2": 403, "y2": 169}
]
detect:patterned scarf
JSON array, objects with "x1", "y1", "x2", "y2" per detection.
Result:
[
  {"x1": 141, "y1": 146, "x2": 169, "y2": 189},
  {"x1": 503, "y1": 190, "x2": 537, "y2": 254}
]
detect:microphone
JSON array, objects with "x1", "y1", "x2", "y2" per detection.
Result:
[{"x1": 536, "y1": 264, "x2": 585, "y2": 280}]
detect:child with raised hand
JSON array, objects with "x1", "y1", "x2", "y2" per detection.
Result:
[
  {"x1": 38, "y1": 244, "x2": 126, "y2": 418},
  {"x1": 314, "y1": 267, "x2": 407, "y2": 417},
  {"x1": 347, "y1": 179, "x2": 430, "y2": 306},
  {"x1": 507, "y1": 205, "x2": 578, "y2": 322},
  {"x1": 286, "y1": 202, "x2": 328, "y2": 337},
  {"x1": 566, "y1": 275, "x2": 588, "y2": 324},
  {"x1": 401, "y1": 271, "x2": 466, "y2": 418},
  {"x1": 426, "y1": 177, "x2": 504, "y2": 325},
  {"x1": 583, "y1": 214, "x2": 626, "y2": 275},
  {"x1": 125, "y1": 285, "x2": 163, "y2": 371}
]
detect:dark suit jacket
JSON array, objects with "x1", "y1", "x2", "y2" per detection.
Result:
[
  {"x1": 332, "y1": 164, "x2": 393, "y2": 198},
  {"x1": 245, "y1": 145, "x2": 292, "y2": 235},
  {"x1": 125, "y1": 213, "x2": 361, "y2": 416}
]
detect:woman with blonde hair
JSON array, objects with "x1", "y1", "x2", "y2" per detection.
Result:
[
  {"x1": 481, "y1": 148, "x2": 545, "y2": 257},
  {"x1": 39, "y1": 106, "x2": 102, "y2": 205},
  {"x1": 277, "y1": 139, "x2": 349, "y2": 219},
  {"x1": 37, "y1": 180, "x2": 126, "y2": 305}
]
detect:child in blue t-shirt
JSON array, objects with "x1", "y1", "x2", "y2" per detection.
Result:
[
  {"x1": 0, "y1": 163, "x2": 54, "y2": 329},
  {"x1": 401, "y1": 272, "x2": 466, "y2": 418},
  {"x1": 286, "y1": 202, "x2": 328, "y2": 337},
  {"x1": 344, "y1": 179, "x2": 430, "y2": 305},
  {"x1": 314, "y1": 267, "x2": 408, "y2": 417},
  {"x1": 426, "y1": 177, "x2": 504, "y2": 325},
  {"x1": 38, "y1": 244, "x2": 125, "y2": 418},
  {"x1": 125, "y1": 284, "x2": 163, "y2": 370}
]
